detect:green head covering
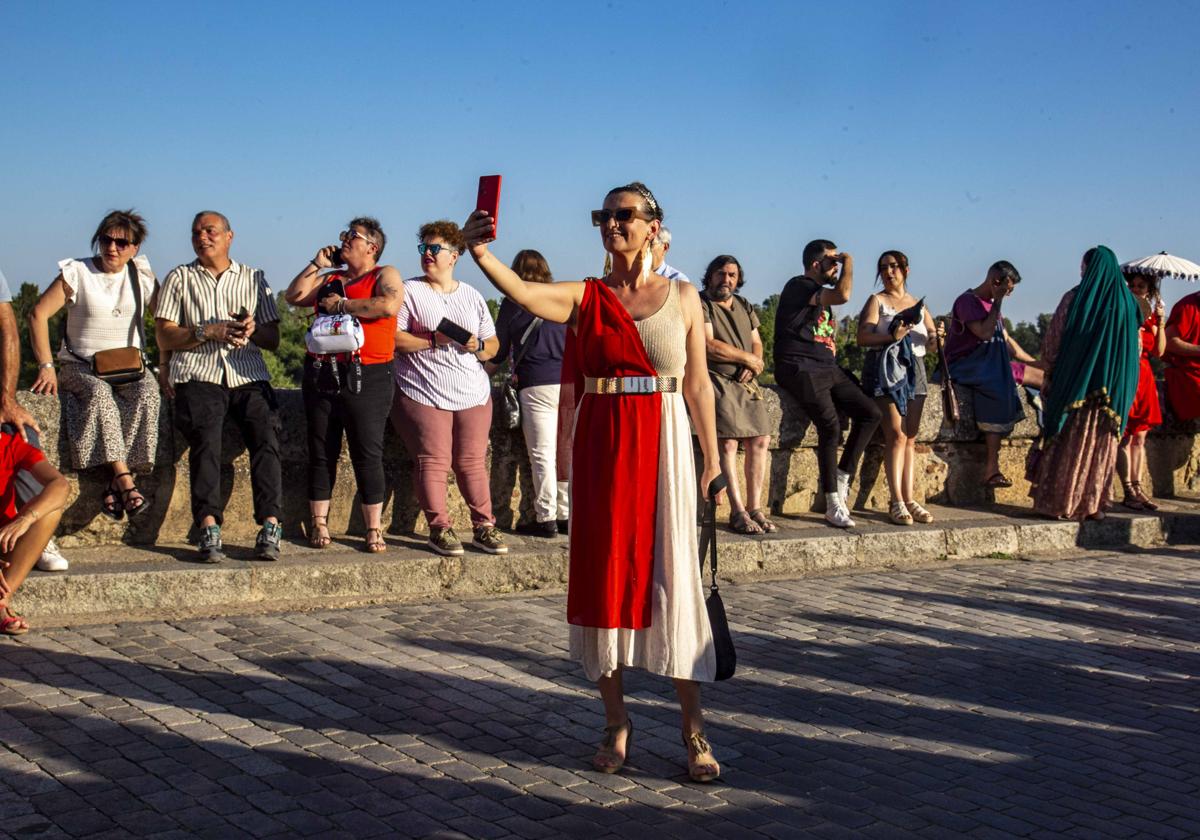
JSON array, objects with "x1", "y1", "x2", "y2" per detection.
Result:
[{"x1": 1042, "y1": 245, "x2": 1141, "y2": 439}]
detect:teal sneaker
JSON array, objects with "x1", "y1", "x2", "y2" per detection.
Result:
[{"x1": 198, "y1": 524, "x2": 225, "y2": 564}]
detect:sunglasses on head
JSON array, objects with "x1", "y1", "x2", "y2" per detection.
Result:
[
  {"x1": 591, "y1": 208, "x2": 653, "y2": 226},
  {"x1": 99, "y1": 234, "x2": 134, "y2": 249},
  {"x1": 417, "y1": 243, "x2": 453, "y2": 256}
]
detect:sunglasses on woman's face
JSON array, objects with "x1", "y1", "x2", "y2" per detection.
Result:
[
  {"x1": 99, "y1": 234, "x2": 134, "y2": 249},
  {"x1": 417, "y1": 243, "x2": 452, "y2": 256},
  {"x1": 591, "y1": 208, "x2": 652, "y2": 226}
]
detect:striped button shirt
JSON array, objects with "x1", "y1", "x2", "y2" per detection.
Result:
[
  {"x1": 157, "y1": 259, "x2": 279, "y2": 387},
  {"x1": 395, "y1": 278, "x2": 496, "y2": 410}
]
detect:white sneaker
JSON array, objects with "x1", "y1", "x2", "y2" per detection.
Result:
[
  {"x1": 824, "y1": 493, "x2": 856, "y2": 528},
  {"x1": 836, "y1": 470, "x2": 852, "y2": 506},
  {"x1": 36, "y1": 539, "x2": 68, "y2": 572}
]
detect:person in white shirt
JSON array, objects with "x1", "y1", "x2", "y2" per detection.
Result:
[{"x1": 651, "y1": 226, "x2": 691, "y2": 283}]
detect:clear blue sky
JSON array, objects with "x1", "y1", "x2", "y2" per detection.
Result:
[{"x1": 2, "y1": 0, "x2": 1197, "y2": 323}]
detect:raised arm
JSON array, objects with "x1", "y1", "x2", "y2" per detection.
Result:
[
  {"x1": 462, "y1": 210, "x2": 584, "y2": 325},
  {"x1": 819, "y1": 253, "x2": 853, "y2": 306},
  {"x1": 966, "y1": 295, "x2": 1003, "y2": 341}
]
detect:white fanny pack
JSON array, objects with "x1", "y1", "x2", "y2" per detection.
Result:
[{"x1": 305, "y1": 312, "x2": 364, "y2": 355}]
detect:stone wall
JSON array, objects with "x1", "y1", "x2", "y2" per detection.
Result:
[{"x1": 17, "y1": 382, "x2": 1200, "y2": 548}]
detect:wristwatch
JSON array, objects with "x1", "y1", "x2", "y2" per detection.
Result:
[{"x1": 194, "y1": 324, "x2": 207, "y2": 343}]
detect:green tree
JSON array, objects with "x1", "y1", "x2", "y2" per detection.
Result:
[
  {"x1": 261, "y1": 293, "x2": 310, "y2": 387},
  {"x1": 755, "y1": 294, "x2": 779, "y2": 379}
]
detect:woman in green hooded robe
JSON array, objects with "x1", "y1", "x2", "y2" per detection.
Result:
[{"x1": 1029, "y1": 246, "x2": 1141, "y2": 520}]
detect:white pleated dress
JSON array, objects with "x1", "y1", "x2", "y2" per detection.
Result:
[{"x1": 569, "y1": 281, "x2": 717, "y2": 682}]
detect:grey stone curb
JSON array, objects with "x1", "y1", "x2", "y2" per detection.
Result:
[{"x1": 16, "y1": 509, "x2": 1200, "y2": 626}]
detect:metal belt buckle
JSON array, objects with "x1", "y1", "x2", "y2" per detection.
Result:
[{"x1": 627, "y1": 376, "x2": 650, "y2": 394}]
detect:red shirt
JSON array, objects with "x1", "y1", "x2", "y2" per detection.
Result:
[
  {"x1": 1165, "y1": 292, "x2": 1200, "y2": 420},
  {"x1": 0, "y1": 431, "x2": 45, "y2": 524},
  {"x1": 314, "y1": 270, "x2": 396, "y2": 365}
]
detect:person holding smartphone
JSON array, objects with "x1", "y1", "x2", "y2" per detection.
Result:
[
  {"x1": 856, "y1": 251, "x2": 942, "y2": 525},
  {"x1": 286, "y1": 218, "x2": 403, "y2": 553},
  {"x1": 1116, "y1": 270, "x2": 1166, "y2": 509},
  {"x1": 392, "y1": 220, "x2": 504, "y2": 558},
  {"x1": 463, "y1": 181, "x2": 723, "y2": 785}
]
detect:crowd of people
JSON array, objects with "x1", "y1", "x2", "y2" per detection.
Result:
[{"x1": 2, "y1": 188, "x2": 1198, "y2": 782}]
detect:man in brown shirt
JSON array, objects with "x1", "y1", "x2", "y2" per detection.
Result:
[{"x1": 699, "y1": 255, "x2": 775, "y2": 535}]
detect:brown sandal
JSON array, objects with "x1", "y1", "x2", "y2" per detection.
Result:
[
  {"x1": 1132, "y1": 482, "x2": 1159, "y2": 511},
  {"x1": 364, "y1": 527, "x2": 387, "y2": 553},
  {"x1": 728, "y1": 510, "x2": 763, "y2": 535},
  {"x1": 308, "y1": 515, "x2": 331, "y2": 548},
  {"x1": 592, "y1": 718, "x2": 633, "y2": 774},
  {"x1": 682, "y1": 731, "x2": 720, "y2": 783},
  {"x1": 748, "y1": 509, "x2": 778, "y2": 533}
]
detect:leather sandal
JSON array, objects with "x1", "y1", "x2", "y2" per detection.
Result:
[
  {"x1": 120, "y1": 484, "x2": 149, "y2": 518},
  {"x1": 906, "y1": 500, "x2": 934, "y2": 524},
  {"x1": 308, "y1": 515, "x2": 331, "y2": 548},
  {"x1": 1, "y1": 607, "x2": 29, "y2": 636},
  {"x1": 101, "y1": 480, "x2": 124, "y2": 521},
  {"x1": 364, "y1": 527, "x2": 387, "y2": 553},
  {"x1": 1120, "y1": 482, "x2": 1146, "y2": 511},
  {"x1": 748, "y1": 509, "x2": 778, "y2": 533},
  {"x1": 592, "y1": 718, "x2": 633, "y2": 774},
  {"x1": 1132, "y1": 482, "x2": 1159, "y2": 511},
  {"x1": 728, "y1": 510, "x2": 763, "y2": 535},
  {"x1": 889, "y1": 500, "x2": 913, "y2": 526},
  {"x1": 682, "y1": 730, "x2": 720, "y2": 783},
  {"x1": 984, "y1": 472, "x2": 1013, "y2": 488}
]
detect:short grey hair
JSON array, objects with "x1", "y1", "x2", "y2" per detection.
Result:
[
  {"x1": 655, "y1": 226, "x2": 672, "y2": 248},
  {"x1": 192, "y1": 210, "x2": 231, "y2": 232}
]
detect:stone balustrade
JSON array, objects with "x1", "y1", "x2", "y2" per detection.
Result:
[{"x1": 15, "y1": 382, "x2": 1200, "y2": 548}]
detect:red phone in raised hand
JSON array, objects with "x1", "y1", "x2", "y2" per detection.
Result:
[{"x1": 476, "y1": 175, "x2": 501, "y2": 236}]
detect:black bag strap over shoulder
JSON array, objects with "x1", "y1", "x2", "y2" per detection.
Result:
[{"x1": 510, "y1": 316, "x2": 543, "y2": 369}]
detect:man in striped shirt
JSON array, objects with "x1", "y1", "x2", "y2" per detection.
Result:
[{"x1": 155, "y1": 211, "x2": 283, "y2": 563}]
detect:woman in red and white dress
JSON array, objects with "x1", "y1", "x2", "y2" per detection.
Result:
[
  {"x1": 1117, "y1": 271, "x2": 1165, "y2": 510},
  {"x1": 463, "y1": 182, "x2": 723, "y2": 783}
]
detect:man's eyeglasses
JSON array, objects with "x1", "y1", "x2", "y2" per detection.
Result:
[
  {"x1": 417, "y1": 243, "x2": 453, "y2": 256},
  {"x1": 591, "y1": 208, "x2": 652, "y2": 227},
  {"x1": 99, "y1": 234, "x2": 135, "y2": 249},
  {"x1": 340, "y1": 229, "x2": 377, "y2": 247}
]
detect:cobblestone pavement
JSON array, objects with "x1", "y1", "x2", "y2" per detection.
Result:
[{"x1": 2, "y1": 549, "x2": 1199, "y2": 840}]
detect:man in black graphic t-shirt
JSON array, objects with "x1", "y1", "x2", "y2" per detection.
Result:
[{"x1": 773, "y1": 239, "x2": 881, "y2": 528}]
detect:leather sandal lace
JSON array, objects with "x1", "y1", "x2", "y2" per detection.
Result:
[
  {"x1": 364, "y1": 527, "x2": 387, "y2": 553},
  {"x1": 1132, "y1": 482, "x2": 1159, "y2": 511},
  {"x1": 682, "y1": 730, "x2": 720, "y2": 783},
  {"x1": 119, "y1": 483, "x2": 149, "y2": 518},
  {"x1": 1120, "y1": 482, "x2": 1147, "y2": 511},
  {"x1": 748, "y1": 509, "x2": 778, "y2": 533},
  {"x1": 308, "y1": 515, "x2": 331, "y2": 548},
  {"x1": 592, "y1": 718, "x2": 633, "y2": 774},
  {"x1": 728, "y1": 510, "x2": 763, "y2": 535},
  {"x1": 101, "y1": 480, "x2": 124, "y2": 521}
]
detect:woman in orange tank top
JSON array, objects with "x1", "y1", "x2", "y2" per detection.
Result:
[{"x1": 285, "y1": 217, "x2": 404, "y2": 553}]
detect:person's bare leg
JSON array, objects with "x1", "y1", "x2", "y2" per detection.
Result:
[
  {"x1": 984, "y1": 432, "x2": 1002, "y2": 479},
  {"x1": 1117, "y1": 438, "x2": 1133, "y2": 489},
  {"x1": 877, "y1": 400, "x2": 904, "y2": 503},
  {"x1": 744, "y1": 435, "x2": 770, "y2": 513},
  {"x1": 674, "y1": 678, "x2": 719, "y2": 780},
  {"x1": 361, "y1": 501, "x2": 385, "y2": 549},
  {"x1": 593, "y1": 670, "x2": 630, "y2": 770},
  {"x1": 901, "y1": 397, "x2": 924, "y2": 503},
  {"x1": 309, "y1": 498, "x2": 331, "y2": 545},
  {"x1": 1, "y1": 509, "x2": 63, "y2": 629},
  {"x1": 718, "y1": 439, "x2": 745, "y2": 514}
]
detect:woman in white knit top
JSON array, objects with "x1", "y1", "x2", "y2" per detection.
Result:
[{"x1": 28, "y1": 210, "x2": 162, "y2": 521}]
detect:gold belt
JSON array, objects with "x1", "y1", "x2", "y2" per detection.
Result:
[{"x1": 584, "y1": 375, "x2": 678, "y2": 395}]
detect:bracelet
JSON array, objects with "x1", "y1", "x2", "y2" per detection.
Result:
[
  {"x1": 38, "y1": 362, "x2": 55, "y2": 370},
  {"x1": 309, "y1": 260, "x2": 321, "y2": 271},
  {"x1": 23, "y1": 509, "x2": 40, "y2": 521},
  {"x1": 337, "y1": 299, "x2": 348, "y2": 315}
]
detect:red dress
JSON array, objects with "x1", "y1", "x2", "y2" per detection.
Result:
[
  {"x1": 563, "y1": 280, "x2": 662, "y2": 630},
  {"x1": 1126, "y1": 311, "x2": 1162, "y2": 437},
  {"x1": 1166, "y1": 292, "x2": 1200, "y2": 421}
]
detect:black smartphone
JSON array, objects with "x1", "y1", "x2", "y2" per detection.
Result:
[
  {"x1": 435, "y1": 317, "x2": 473, "y2": 346},
  {"x1": 316, "y1": 278, "x2": 346, "y2": 313},
  {"x1": 234, "y1": 307, "x2": 250, "y2": 320},
  {"x1": 327, "y1": 247, "x2": 344, "y2": 266}
]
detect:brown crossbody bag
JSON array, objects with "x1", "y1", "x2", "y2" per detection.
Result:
[{"x1": 67, "y1": 261, "x2": 147, "y2": 385}]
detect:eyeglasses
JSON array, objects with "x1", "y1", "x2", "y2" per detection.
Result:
[
  {"x1": 99, "y1": 234, "x2": 135, "y2": 249},
  {"x1": 340, "y1": 229, "x2": 377, "y2": 247},
  {"x1": 590, "y1": 208, "x2": 653, "y2": 226},
  {"x1": 417, "y1": 243, "x2": 453, "y2": 256}
]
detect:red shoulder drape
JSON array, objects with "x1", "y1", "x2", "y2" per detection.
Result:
[{"x1": 564, "y1": 280, "x2": 662, "y2": 629}]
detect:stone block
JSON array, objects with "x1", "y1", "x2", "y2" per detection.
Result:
[
  {"x1": 759, "y1": 535, "x2": 859, "y2": 576},
  {"x1": 946, "y1": 525, "x2": 1019, "y2": 558},
  {"x1": 1016, "y1": 521, "x2": 1080, "y2": 553},
  {"x1": 858, "y1": 529, "x2": 947, "y2": 566}
]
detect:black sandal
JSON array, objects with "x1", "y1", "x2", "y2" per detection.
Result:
[
  {"x1": 113, "y1": 472, "x2": 149, "y2": 518},
  {"x1": 101, "y1": 481, "x2": 124, "y2": 521}
]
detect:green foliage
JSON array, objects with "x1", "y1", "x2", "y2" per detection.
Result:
[
  {"x1": 486, "y1": 298, "x2": 501, "y2": 324},
  {"x1": 260, "y1": 294, "x2": 311, "y2": 387},
  {"x1": 11, "y1": 282, "x2": 64, "y2": 388},
  {"x1": 755, "y1": 294, "x2": 779, "y2": 376}
]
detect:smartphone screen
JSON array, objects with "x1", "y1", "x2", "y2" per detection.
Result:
[
  {"x1": 476, "y1": 175, "x2": 502, "y2": 234},
  {"x1": 436, "y1": 317, "x2": 473, "y2": 346}
]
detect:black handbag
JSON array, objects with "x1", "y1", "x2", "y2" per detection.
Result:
[
  {"x1": 66, "y1": 260, "x2": 147, "y2": 385},
  {"x1": 700, "y1": 475, "x2": 737, "y2": 681},
  {"x1": 494, "y1": 316, "x2": 542, "y2": 430}
]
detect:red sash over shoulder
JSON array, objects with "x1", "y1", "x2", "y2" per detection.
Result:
[{"x1": 564, "y1": 280, "x2": 662, "y2": 629}]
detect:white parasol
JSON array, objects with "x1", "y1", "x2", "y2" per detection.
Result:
[{"x1": 1120, "y1": 251, "x2": 1200, "y2": 282}]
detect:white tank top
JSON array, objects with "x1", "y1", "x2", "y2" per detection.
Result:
[
  {"x1": 870, "y1": 295, "x2": 929, "y2": 357},
  {"x1": 57, "y1": 255, "x2": 155, "y2": 362}
]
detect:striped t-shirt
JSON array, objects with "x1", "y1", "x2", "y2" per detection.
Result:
[
  {"x1": 395, "y1": 278, "x2": 496, "y2": 410},
  {"x1": 156, "y1": 259, "x2": 279, "y2": 387}
]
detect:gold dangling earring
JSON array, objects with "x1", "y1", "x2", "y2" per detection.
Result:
[{"x1": 603, "y1": 253, "x2": 612, "y2": 277}]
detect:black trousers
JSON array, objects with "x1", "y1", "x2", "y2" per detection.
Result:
[
  {"x1": 302, "y1": 358, "x2": 395, "y2": 505},
  {"x1": 174, "y1": 381, "x2": 282, "y2": 526},
  {"x1": 776, "y1": 363, "x2": 882, "y2": 494}
]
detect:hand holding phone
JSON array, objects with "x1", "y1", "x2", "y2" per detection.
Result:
[
  {"x1": 476, "y1": 175, "x2": 501, "y2": 236},
  {"x1": 435, "y1": 317, "x2": 475, "y2": 350}
]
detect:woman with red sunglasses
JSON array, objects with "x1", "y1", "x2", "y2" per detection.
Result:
[{"x1": 463, "y1": 182, "x2": 723, "y2": 783}]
